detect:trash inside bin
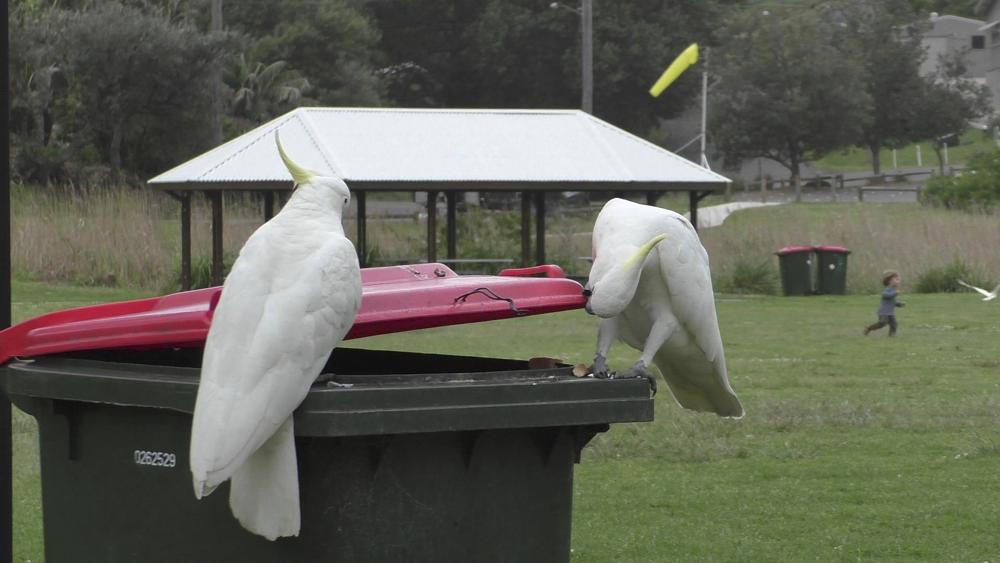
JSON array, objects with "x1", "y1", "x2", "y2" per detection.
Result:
[
  {"x1": 775, "y1": 245, "x2": 815, "y2": 296},
  {"x1": 814, "y1": 245, "x2": 850, "y2": 295},
  {"x1": 1, "y1": 263, "x2": 653, "y2": 563}
]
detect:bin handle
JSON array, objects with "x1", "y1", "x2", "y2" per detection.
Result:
[
  {"x1": 454, "y1": 287, "x2": 527, "y2": 316},
  {"x1": 498, "y1": 265, "x2": 566, "y2": 278}
]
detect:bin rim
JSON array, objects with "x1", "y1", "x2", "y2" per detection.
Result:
[{"x1": 813, "y1": 245, "x2": 850, "y2": 254}]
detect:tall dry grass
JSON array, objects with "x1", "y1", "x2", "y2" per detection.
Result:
[
  {"x1": 11, "y1": 185, "x2": 999, "y2": 295},
  {"x1": 701, "y1": 203, "x2": 1000, "y2": 294},
  {"x1": 12, "y1": 185, "x2": 269, "y2": 290}
]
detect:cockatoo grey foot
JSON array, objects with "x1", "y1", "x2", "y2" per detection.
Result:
[
  {"x1": 589, "y1": 354, "x2": 610, "y2": 379},
  {"x1": 620, "y1": 362, "x2": 658, "y2": 395},
  {"x1": 587, "y1": 354, "x2": 614, "y2": 379}
]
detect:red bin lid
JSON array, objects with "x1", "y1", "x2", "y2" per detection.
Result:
[
  {"x1": 813, "y1": 245, "x2": 850, "y2": 254},
  {"x1": 0, "y1": 263, "x2": 586, "y2": 365},
  {"x1": 775, "y1": 245, "x2": 815, "y2": 256}
]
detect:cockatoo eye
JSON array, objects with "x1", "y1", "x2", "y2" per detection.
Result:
[{"x1": 343, "y1": 197, "x2": 348, "y2": 205}]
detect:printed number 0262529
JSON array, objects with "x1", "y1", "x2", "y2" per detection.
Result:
[{"x1": 134, "y1": 449, "x2": 177, "y2": 468}]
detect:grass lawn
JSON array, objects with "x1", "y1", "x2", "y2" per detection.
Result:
[
  {"x1": 8, "y1": 282, "x2": 1000, "y2": 561},
  {"x1": 812, "y1": 130, "x2": 997, "y2": 173}
]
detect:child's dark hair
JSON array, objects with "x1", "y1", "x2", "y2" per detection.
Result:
[{"x1": 881, "y1": 270, "x2": 898, "y2": 286}]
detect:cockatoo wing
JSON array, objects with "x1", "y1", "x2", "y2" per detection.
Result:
[
  {"x1": 957, "y1": 279, "x2": 992, "y2": 298},
  {"x1": 652, "y1": 213, "x2": 743, "y2": 418},
  {"x1": 190, "y1": 224, "x2": 361, "y2": 494}
]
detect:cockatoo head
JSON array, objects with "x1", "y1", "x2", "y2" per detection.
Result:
[
  {"x1": 583, "y1": 234, "x2": 666, "y2": 318},
  {"x1": 276, "y1": 133, "x2": 351, "y2": 216}
]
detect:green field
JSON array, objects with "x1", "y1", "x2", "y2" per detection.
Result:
[
  {"x1": 812, "y1": 130, "x2": 998, "y2": 173},
  {"x1": 8, "y1": 281, "x2": 1000, "y2": 561}
]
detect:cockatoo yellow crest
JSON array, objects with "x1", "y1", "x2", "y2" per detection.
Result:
[
  {"x1": 649, "y1": 43, "x2": 699, "y2": 98},
  {"x1": 189, "y1": 132, "x2": 362, "y2": 540},
  {"x1": 275, "y1": 133, "x2": 316, "y2": 186}
]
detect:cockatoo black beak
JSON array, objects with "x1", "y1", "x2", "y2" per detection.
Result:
[{"x1": 582, "y1": 288, "x2": 594, "y2": 314}]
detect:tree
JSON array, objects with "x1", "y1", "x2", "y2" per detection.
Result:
[
  {"x1": 226, "y1": 54, "x2": 311, "y2": 130},
  {"x1": 710, "y1": 6, "x2": 870, "y2": 201},
  {"x1": 834, "y1": 0, "x2": 929, "y2": 175},
  {"x1": 225, "y1": 0, "x2": 385, "y2": 107},
  {"x1": 57, "y1": 2, "x2": 228, "y2": 178},
  {"x1": 8, "y1": 6, "x2": 72, "y2": 185},
  {"x1": 370, "y1": 0, "x2": 734, "y2": 135},
  {"x1": 914, "y1": 49, "x2": 992, "y2": 173}
]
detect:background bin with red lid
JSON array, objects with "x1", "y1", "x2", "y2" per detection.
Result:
[
  {"x1": 813, "y1": 245, "x2": 851, "y2": 295},
  {"x1": 775, "y1": 245, "x2": 816, "y2": 296},
  {"x1": 0, "y1": 264, "x2": 652, "y2": 563}
]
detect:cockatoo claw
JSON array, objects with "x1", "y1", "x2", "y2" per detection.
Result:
[
  {"x1": 621, "y1": 362, "x2": 658, "y2": 395},
  {"x1": 589, "y1": 354, "x2": 611, "y2": 379}
]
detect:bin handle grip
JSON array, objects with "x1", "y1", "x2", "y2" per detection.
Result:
[
  {"x1": 498, "y1": 265, "x2": 566, "y2": 278},
  {"x1": 454, "y1": 288, "x2": 527, "y2": 316}
]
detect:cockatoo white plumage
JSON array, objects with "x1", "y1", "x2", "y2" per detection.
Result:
[
  {"x1": 189, "y1": 133, "x2": 362, "y2": 540},
  {"x1": 584, "y1": 198, "x2": 743, "y2": 418},
  {"x1": 957, "y1": 279, "x2": 999, "y2": 301}
]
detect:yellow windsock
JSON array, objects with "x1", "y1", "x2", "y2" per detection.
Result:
[{"x1": 649, "y1": 43, "x2": 699, "y2": 98}]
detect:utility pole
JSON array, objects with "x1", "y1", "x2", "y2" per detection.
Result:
[
  {"x1": 209, "y1": 0, "x2": 224, "y2": 147},
  {"x1": 552, "y1": 1, "x2": 593, "y2": 114},
  {"x1": 581, "y1": 0, "x2": 593, "y2": 113},
  {"x1": 699, "y1": 48, "x2": 709, "y2": 169},
  {"x1": 2, "y1": 15, "x2": 13, "y2": 556}
]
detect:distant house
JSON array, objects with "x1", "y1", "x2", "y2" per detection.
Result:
[
  {"x1": 919, "y1": 13, "x2": 990, "y2": 80},
  {"x1": 976, "y1": 0, "x2": 1000, "y2": 113}
]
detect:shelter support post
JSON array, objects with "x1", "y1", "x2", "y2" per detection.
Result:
[
  {"x1": 427, "y1": 191, "x2": 438, "y2": 263},
  {"x1": 688, "y1": 190, "x2": 712, "y2": 231},
  {"x1": 646, "y1": 191, "x2": 661, "y2": 206},
  {"x1": 520, "y1": 192, "x2": 531, "y2": 267},
  {"x1": 210, "y1": 191, "x2": 224, "y2": 286},
  {"x1": 446, "y1": 191, "x2": 457, "y2": 260},
  {"x1": 181, "y1": 193, "x2": 192, "y2": 290},
  {"x1": 535, "y1": 192, "x2": 546, "y2": 265},
  {"x1": 166, "y1": 191, "x2": 192, "y2": 291},
  {"x1": 356, "y1": 190, "x2": 367, "y2": 268},
  {"x1": 263, "y1": 191, "x2": 275, "y2": 222}
]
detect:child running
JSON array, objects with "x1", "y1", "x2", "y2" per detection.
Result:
[{"x1": 864, "y1": 270, "x2": 905, "y2": 337}]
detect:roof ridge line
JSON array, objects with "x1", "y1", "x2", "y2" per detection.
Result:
[
  {"x1": 303, "y1": 107, "x2": 581, "y2": 115},
  {"x1": 298, "y1": 109, "x2": 345, "y2": 177},
  {"x1": 196, "y1": 112, "x2": 298, "y2": 181},
  {"x1": 588, "y1": 117, "x2": 729, "y2": 182}
]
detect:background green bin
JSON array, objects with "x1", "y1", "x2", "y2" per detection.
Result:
[
  {"x1": 2, "y1": 347, "x2": 652, "y2": 563},
  {"x1": 775, "y1": 245, "x2": 815, "y2": 296},
  {"x1": 814, "y1": 245, "x2": 850, "y2": 295}
]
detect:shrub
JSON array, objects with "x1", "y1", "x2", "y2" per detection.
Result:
[
  {"x1": 162, "y1": 251, "x2": 236, "y2": 293},
  {"x1": 914, "y1": 259, "x2": 988, "y2": 293},
  {"x1": 921, "y1": 150, "x2": 1000, "y2": 211},
  {"x1": 721, "y1": 259, "x2": 779, "y2": 295}
]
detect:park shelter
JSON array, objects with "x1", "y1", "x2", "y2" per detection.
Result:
[{"x1": 147, "y1": 107, "x2": 730, "y2": 289}]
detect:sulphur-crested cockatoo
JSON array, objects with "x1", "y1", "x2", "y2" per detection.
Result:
[
  {"x1": 957, "y1": 279, "x2": 999, "y2": 301},
  {"x1": 584, "y1": 198, "x2": 743, "y2": 418},
  {"x1": 189, "y1": 133, "x2": 362, "y2": 539}
]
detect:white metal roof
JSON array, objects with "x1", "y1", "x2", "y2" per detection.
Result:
[{"x1": 148, "y1": 107, "x2": 729, "y2": 191}]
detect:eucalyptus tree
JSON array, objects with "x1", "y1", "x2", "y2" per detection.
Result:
[{"x1": 710, "y1": 6, "x2": 869, "y2": 200}]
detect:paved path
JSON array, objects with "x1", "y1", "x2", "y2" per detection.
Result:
[{"x1": 684, "y1": 201, "x2": 785, "y2": 229}]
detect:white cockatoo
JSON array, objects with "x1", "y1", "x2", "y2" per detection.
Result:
[
  {"x1": 957, "y1": 279, "x2": 999, "y2": 301},
  {"x1": 189, "y1": 133, "x2": 362, "y2": 540},
  {"x1": 583, "y1": 198, "x2": 743, "y2": 418}
]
